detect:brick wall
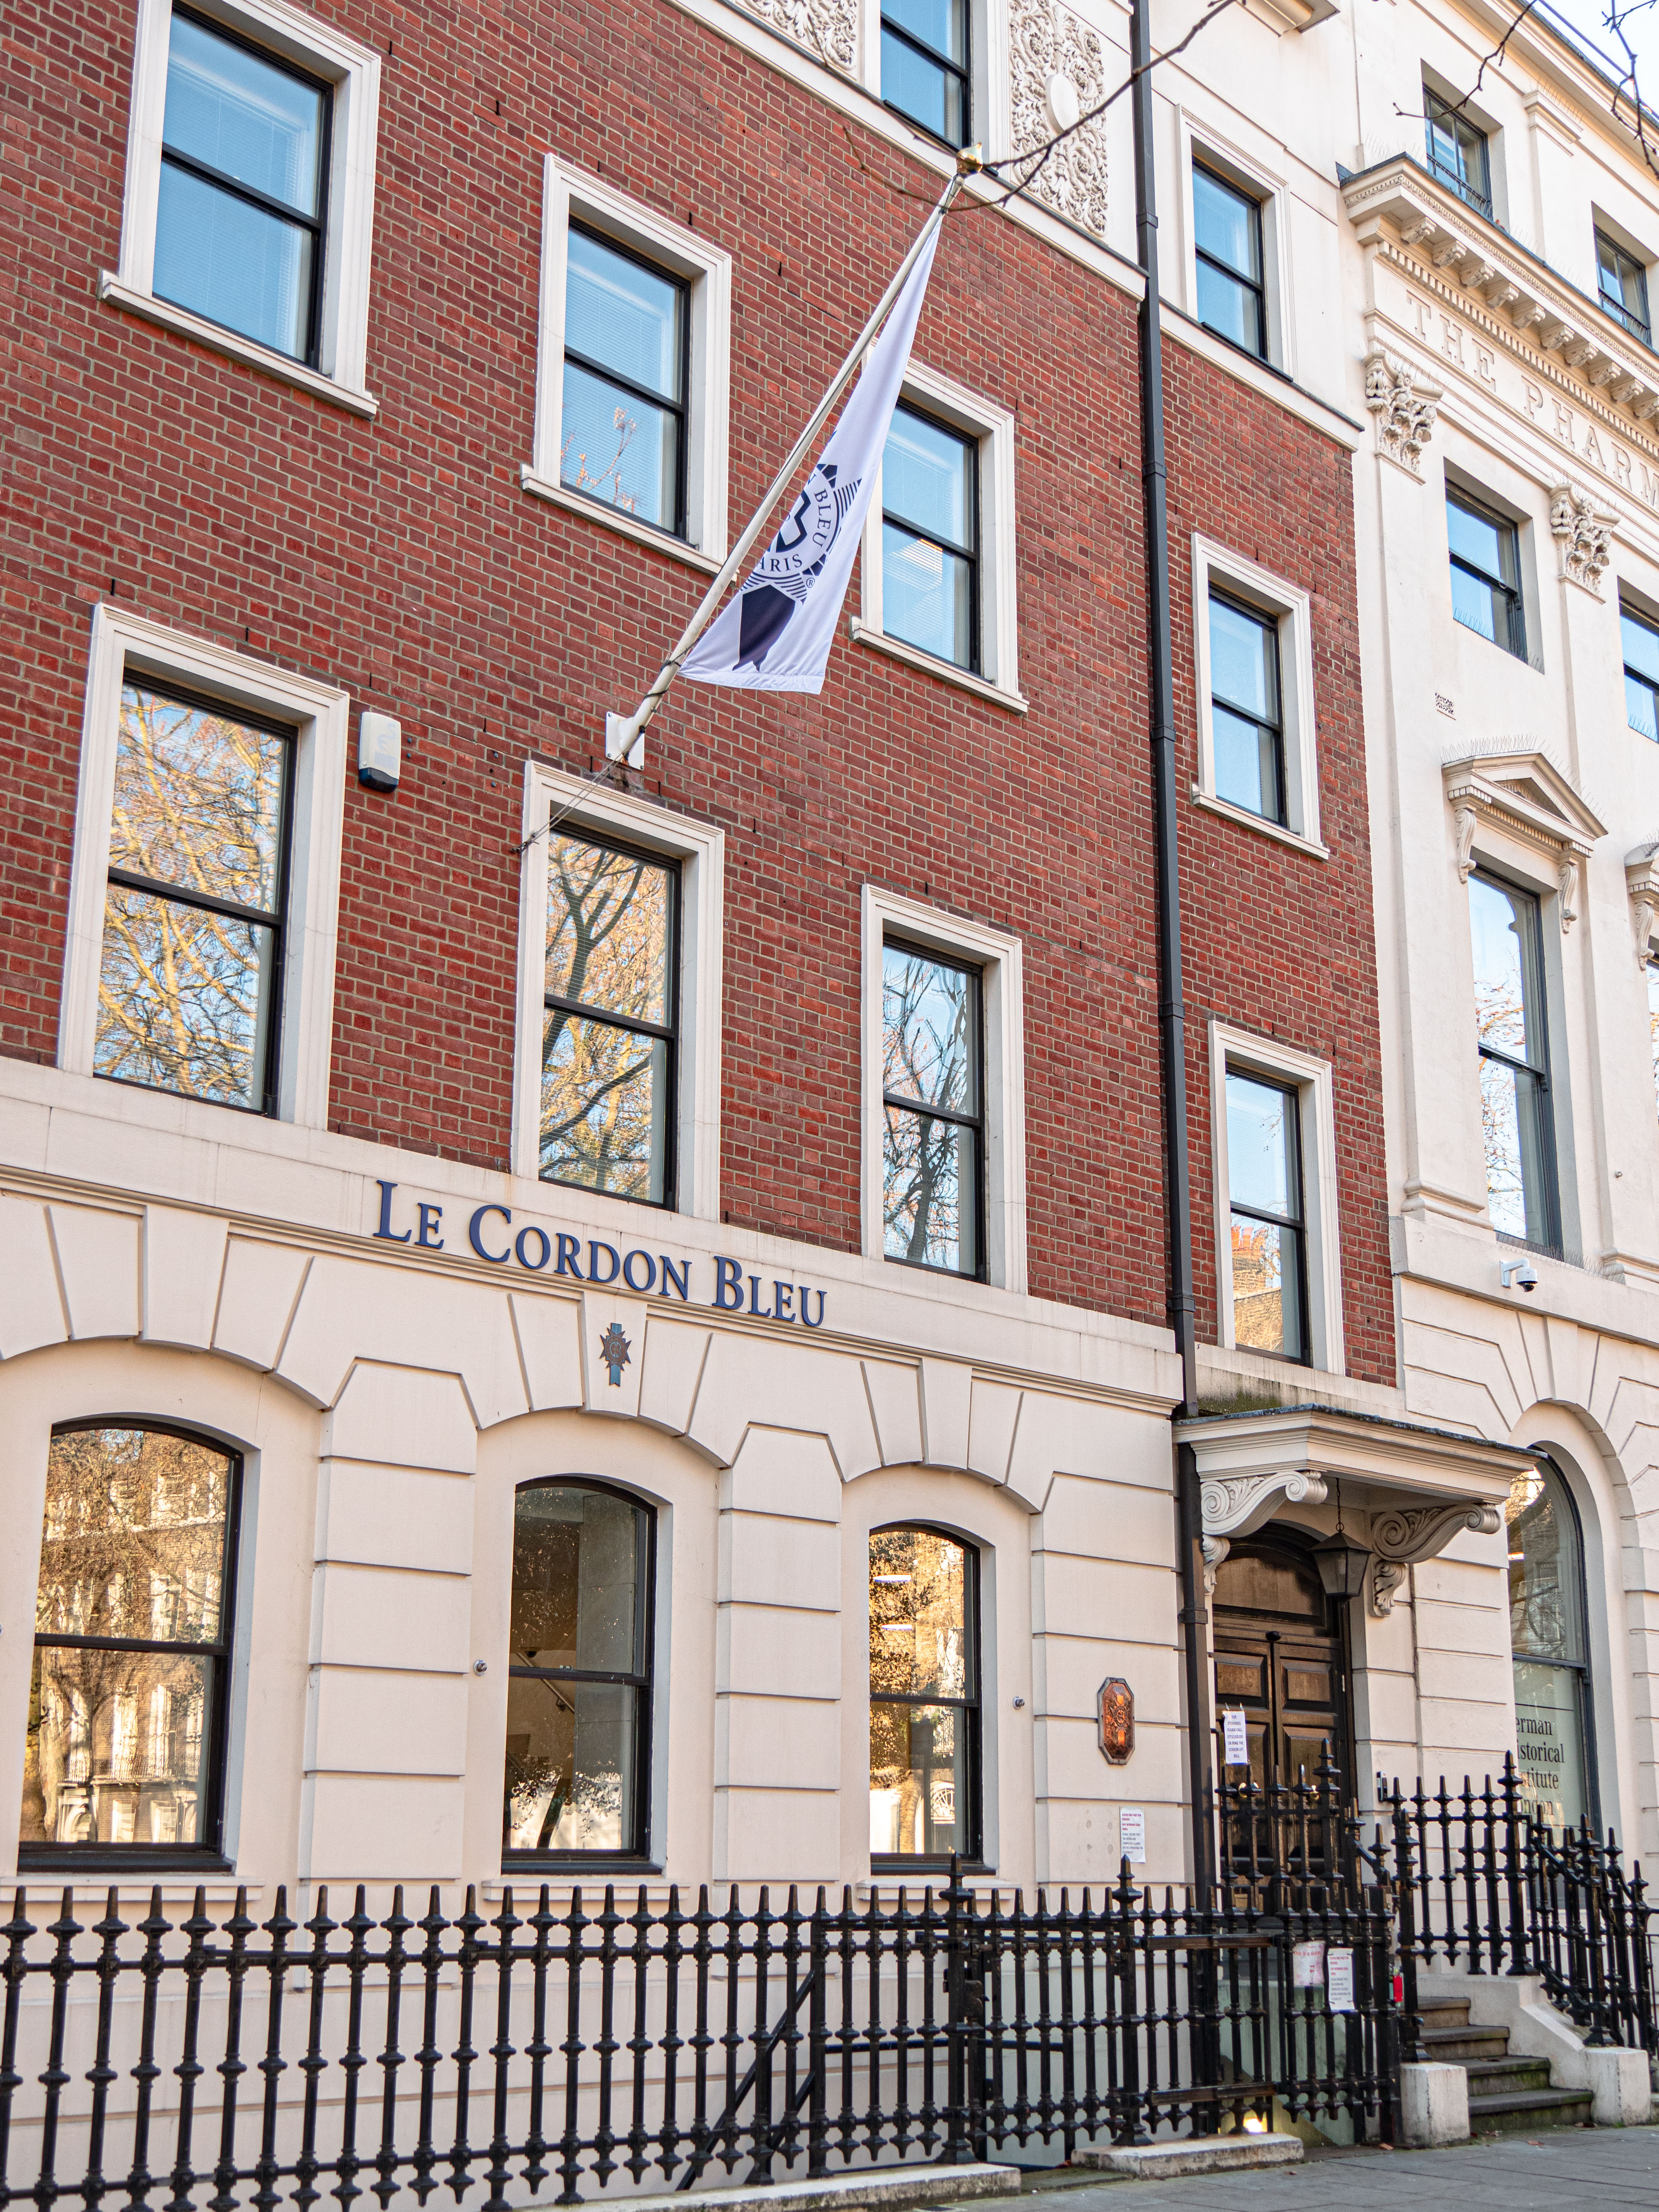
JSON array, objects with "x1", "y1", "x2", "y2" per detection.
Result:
[{"x1": 2, "y1": 0, "x2": 1394, "y2": 1378}]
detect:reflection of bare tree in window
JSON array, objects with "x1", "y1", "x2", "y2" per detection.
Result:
[
  {"x1": 541, "y1": 837, "x2": 671, "y2": 1198},
  {"x1": 95, "y1": 687, "x2": 286, "y2": 1107},
  {"x1": 23, "y1": 1429, "x2": 231, "y2": 1848},
  {"x1": 868, "y1": 1528, "x2": 970, "y2": 1856},
  {"x1": 560, "y1": 405, "x2": 639, "y2": 512},
  {"x1": 882, "y1": 953, "x2": 973, "y2": 1265}
]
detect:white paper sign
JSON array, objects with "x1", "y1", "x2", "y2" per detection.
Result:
[
  {"x1": 1118, "y1": 1807, "x2": 1146, "y2": 1864},
  {"x1": 1325, "y1": 1947, "x2": 1356, "y2": 2014},
  {"x1": 1291, "y1": 1940, "x2": 1325, "y2": 1988},
  {"x1": 1222, "y1": 1710, "x2": 1249, "y2": 1766}
]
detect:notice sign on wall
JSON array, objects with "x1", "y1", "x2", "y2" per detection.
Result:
[
  {"x1": 1325, "y1": 1948, "x2": 1356, "y2": 2014},
  {"x1": 1222, "y1": 1710, "x2": 1249, "y2": 1766},
  {"x1": 1291, "y1": 1940, "x2": 1325, "y2": 1988},
  {"x1": 1119, "y1": 1807, "x2": 1146, "y2": 1864}
]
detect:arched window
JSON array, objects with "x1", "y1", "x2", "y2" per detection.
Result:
[
  {"x1": 868, "y1": 1525, "x2": 981, "y2": 1868},
  {"x1": 504, "y1": 1481, "x2": 654, "y2": 1861},
  {"x1": 21, "y1": 1424, "x2": 240, "y2": 1857},
  {"x1": 1508, "y1": 1458, "x2": 1597, "y2": 1834}
]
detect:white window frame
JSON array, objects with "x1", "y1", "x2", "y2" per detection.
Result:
[
  {"x1": 853, "y1": 365, "x2": 1025, "y2": 710},
  {"x1": 1210, "y1": 1021, "x2": 1344, "y2": 1376},
  {"x1": 1191, "y1": 534, "x2": 1324, "y2": 855},
  {"x1": 861, "y1": 886, "x2": 1027, "y2": 1292},
  {"x1": 61, "y1": 603, "x2": 349, "y2": 1128},
  {"x1": 522, "y1": 160, "x2": 731, "y2": 569},
  {"x1": 513, "y1": 763, "x2": 725, "y2": 1218},
  {"x1": 101, "y1": 0, "x2": 381, "y2": 415},
  {"x1": 1177, "y1": 115, "x2": 1292, "y2": 378}
]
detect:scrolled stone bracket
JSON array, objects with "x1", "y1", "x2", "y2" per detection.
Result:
[
  {"x1": 1199, "y1": 1470, "x2": 1328, "y2": 1589},
  {"x1": 1368, "y1": 1501, "x2": 1503, "y2": 1618},
  {"x1": 1627, "y1": 842, "x2": 1659, "y2": 969}
]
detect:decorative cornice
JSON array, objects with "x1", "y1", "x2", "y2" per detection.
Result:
[
  {"x1": 1368, "y1": 1501, "x2": 1504, "y2": 1617},
  {"x1": 1009, "y1": 0, "x2": 1109, "y2": 238},
  {"x1": 1550, "y1": 481, "x2": 1617, "y2": 593},
  {"x1": 1441, "y1": 749, "x2": 1606, "y2": 929},
  {"x1": 1364, "y1": 346, "x2": 1441, "y2": 475},
  {"x1": 1342, "y1": 159, "x2": 1659, "y2": 435}
]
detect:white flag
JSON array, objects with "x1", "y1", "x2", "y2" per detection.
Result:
[{"x1": 682, "y1": 223, "x2": 941, "y2": 694}]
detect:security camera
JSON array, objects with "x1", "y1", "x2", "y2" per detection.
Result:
[{"x1": 1500, "y1": 1260, "x2": 1538, "y2": 1293}]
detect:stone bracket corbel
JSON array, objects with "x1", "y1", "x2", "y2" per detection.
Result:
[
  {"x1": 1363, "y1": 346, "x2": 1441, "y2": 477},
  {"x1": 1200, "y1": 1470, "x2": 1329, "y2": 1591},
  {"x1": 1368, "y1": 1501, "x2": 1503, "y2": 1618},
  {"x1": 1627, "y1": 843, "x2": 1659, "y2": 969},
  {"x1": 1550, "y1": 482, "x2": 1616, "y2": 596}
]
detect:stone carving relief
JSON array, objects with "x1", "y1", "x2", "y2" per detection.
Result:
[
  {"x1": 1627, "y1": 843, "x2": 1659, "y2": 968},
  {"x1": 1367, "y1": 1501, "x2": 1502, "y2": 1618},
  {"x1": 1363, "y1": 348, "x2": 1441, "y2": 476},
  {"x1": 1199, "y1": 1470, "x2": 1328, "y2": 1591},
  {"x1": 738, "y1": 0, "x2": 856, "y2": 72},
  {"x1": 1549, "y1": 482, "x2": 1616, "y2": 595},
  {"x1": 1010, "y1": 0, "x2": 1109, "y2": 238}
]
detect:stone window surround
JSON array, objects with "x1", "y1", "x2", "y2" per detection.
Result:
[
  {"x1": 1175, "y1": 110, "x2": 1295, "y2": 380},
  {"x1": 512, "y1": 763, "x2": 726, "y2": 1220},
  {"x1": 101, "y1": 0, "x2": 381, "y2": 416},
  {"x1": 860, "y1": 887, "x2": 1027, "y2": 1295},
  {"x1": 521, "y1": 159, "x2": 733, "y2": 570},
  {"x1": 853, "y1": 362, "x2": 1025, "y2": 709},
  {"x1": 1189, "y1": 535, "x2": 1326, "y2": 857},
  {"x1": 60, "y1": 604, "x2": 349, "y2": 1132},
  {"x1": 1208, "y1": 1019, "x2": 1345, "y2": 1378}
]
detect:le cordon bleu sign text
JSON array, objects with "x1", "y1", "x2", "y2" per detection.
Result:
[{"x1": 1345, "y1": 157, "x2": 1659, "y2": 517}]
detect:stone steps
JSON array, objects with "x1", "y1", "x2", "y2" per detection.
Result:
[{"x1": 1418, "y1": 2000, "x2": 1591, "y2": 2136}]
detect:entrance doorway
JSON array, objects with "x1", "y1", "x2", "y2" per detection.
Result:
[{"x1": 1212, "y1": 1532, "x2": 1353, "y2": 1804}]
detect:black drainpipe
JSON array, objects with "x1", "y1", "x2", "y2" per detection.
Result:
[{"x1": 1131, "y1": 0, "x2": 1214, "y2": 1894}]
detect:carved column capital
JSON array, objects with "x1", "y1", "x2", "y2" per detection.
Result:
[
  {"x1": 1367, "y1": 1501, "x2": 1503, "y2": 1616},
  {"x1": 1550, "y1": 481, "x2": 1616, "y2": 596},
  {"x1": 1363, "y1": 347, "x2": 1441, "y2": 477}
]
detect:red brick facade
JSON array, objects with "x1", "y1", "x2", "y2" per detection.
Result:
[{"x1": 3, "y1": 0, "x2": 1395, "y2": 1380}]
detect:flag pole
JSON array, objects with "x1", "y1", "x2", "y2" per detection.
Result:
[{"x1": 604, "y1": 147, "x2": 980, "y2": 767}]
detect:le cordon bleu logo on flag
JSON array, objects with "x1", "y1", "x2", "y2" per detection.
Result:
[{"x1": 681, "y1": 221, "x2": 942, "y2": 696}]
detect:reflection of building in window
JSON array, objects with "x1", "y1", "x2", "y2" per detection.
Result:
[
  {"x1": 1595, "y1": 229, "x2": 1651, "y2": 345},
  {"x1": 541, "y1": 832, "x2": 678, "y2": 1206},
  {"x1": 881, "y1": 940, "x2": 984, "y2": 1278},
  {"x1": 1468, "y1": 873, "x2": 1557, "y2": 1251},
  {"x1": 504, "y1": 1482, "x2": 654, "y2": 1859},
  {"x1": 1506, "y1": 1459, "x2": 1594, "y2": 1834},
  {"x1": 21, "y1": 1426, "x2": 237, "y2": 1854},
  {"x1": 868, "y1": 1526, "x2": 979, "y2": 1863},
  {"x1": 559, "y1": 227, "x2": 689, "y2": 536},
  {"x1": 1225, "y1": 1070, "x2": 1307, "y2": 1362}
]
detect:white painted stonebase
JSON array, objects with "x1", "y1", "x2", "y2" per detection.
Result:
[
  {"x1": 1074, "y1": 2136, "x2": 1303, "y2": 2177},
  {"x1": 1399, "y1": 2062, "x2": 1469, "y2": 2147},
  {"x1": 535, "y1": 2167, "x2": 1022, "y2": 2211}
]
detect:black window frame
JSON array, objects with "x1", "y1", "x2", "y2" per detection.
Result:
[
  {"x1": 540, "y1": 824, "x2": 681, "y2": 1212},
  {"x1": 868, "y1": 1522, "x2": 983, "y2": 1876},
  {"x1": 1595, "y1": 227, "x2": 1652, "y2": 346},
  {"x1": 1471, "y1": 867, "x2": 1561, "y2": 1257},
  {"x1": 561, "y1": 221, "x2": 692, "y2": 543},
  {"x1": 1508, "y1": 1455, "x2": 1600, "y2": 1837},
  {"x1": 1622, "y1": 600, "x2": 1659, "y2": 739},
  {"x1": 99, "y1": 676, "x2": 297, "y2": 1120},
  {"x1": 1225, "y1": 1066, "x2": 1310, "y2": 1368},
  {"x1": 1447, "y1": 486, "x2": 1528, "y2": 661},
  {"x1": 1207, "y1": 586, "x2": 1286, "y2": 825},
  {"x1": 1192, "y1": 160, "x2": 1268, "y2": 362},
  {"x1": 503, "y1": 1476, "x2": 658, "y2": 1871},
  {"x1": 20, "y1": 1420, "x2": 243, "y2": 1873},
  {"x1": 158, "y1": 3, "x2": 333, "y2": 370},
  {"x1": 880, "y1": 0, "x2": 971, "y2": 149},
  {"x1": 1424, "y1": 86, "x2": 1493, "y2": 220},
  {"x1": 881, "y1": 934, "x2": 987, "y2": 1283},
  {"x1": 881, "y1": 401, "x2": 982, "y2": 676}
]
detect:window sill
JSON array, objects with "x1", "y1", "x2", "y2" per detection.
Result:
[
  {"x1": 98, "y1": 274, "x2": 378, "y2": 417},
  {"x1": 519, "y1": 468, "x2": 722, "y2": 573},
  {"x1": 501, "y1": 1857, "x2": 663, "y2": 1877},
  {"x1": 1191, "y1": 786, "x2": 1329, "y2": 859},
  {"x1": 17, "y1": 1848, "x2": 236, "y2": 1877},
  {"x1": 849, "y1": 620, "x2": 1028, "y2": 713}
]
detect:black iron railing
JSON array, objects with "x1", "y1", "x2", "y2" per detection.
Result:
[{"x1": 0, "y1": 1860, "x2": 1394, "y2": 2210}]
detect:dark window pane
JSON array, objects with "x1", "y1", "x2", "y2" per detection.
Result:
[
  {"x1": 882, "y1": 523, "x2": 975, "y2": 666},
  {"x1": 1209, "y1": 596, "x2": 1278, "y2": 720},
  {"x1": 1426, "y1": 92, "x2": 1489, "y2": 204},
  {"x1": 559, "y1": 359, "x2": 679, "y2": 528},
  {"x1": 882, "y1": 946, "x2": 978, "y2": 1115},
  {"x1": 884, "y1": 408, "x2": 972, "y2": 546},
  {"x1": 540, "y1": 1012, "x2": 668, "y2": 1201},
  {"x1": 163, "y1": 12, "x2": 323, "y2": 217},
  {"x1": 1468, "y1": 874, "x2": 1536, "y2": 1063},
  {"x1": 883, "y1": 1106, "x2": 978, "y2": 1272},
  {"x1": 1213, "y1": 702, "x2": 1279, "y2": 820},
  {"x1": 1225, "y1": 1072, "x2": 1297, "y2": 1220},
  {"x1": 503, "y1": 1676, "x2": 639, "y2": 1852},
  {"x1": 869, "y1": 1700, "x2": 968, "y2": 1854},
  {"x1": 565, "y1": 230, "x2": 683, "y2": 402},
  {"x1": 96, "y1": 884, "x2": 278, "y2": 1106},
  {"x1": 1193, "y1": 166, "x2": 1261, "y2": 281},
  {"x1": 881, "y1": 23, "x2": 966, "y2": 142},
  {"x1": 1596, "y1": 233, "x2": 1649, "y2": 335},
  {"x1": 1229, "y1": 1212, "x2": 1303, "y2": 1357},
  {"x1": 869, "y1": 1527, "x2": 970, "y2": 1698},
  {"x1": 112, "y1": 686, "x2": 287, "y2": 911},
  {"x1": 154, "y1": 162, "x2": 315, "y2": 359},
  {"x1": 1507, "y1": 1465, "x2": 1585, "y2": 1664},
  {"x1": 510, "y1": 1485, "x2": 643, "y2": 1674},
  {"x1": 24, "y1": 1647, "x2": 215, "y2": 1847},
  {"x1": 545, "y1": 836, "x2": 672, "y2": 1025}
]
